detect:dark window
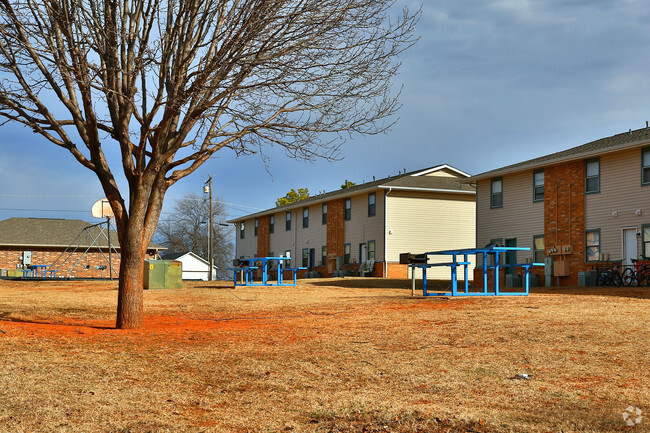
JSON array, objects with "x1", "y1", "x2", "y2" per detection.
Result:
[
  {"x1": 302, "y1": 207, "x2": 309, "y2": 228},
  {"x1": 586, "y1": 229, "x2": 600, "y2": 262},
  {"x1": 254, "y1": 218, "x2": 258, "y2": 236},
  {"x1": 322, "y1": 203, "x2": 327, "y2": 225},
  {"x1": 490, "y1": 178, "x2": 503, "y2": 208},
  {"x1": 368, "y1": 193, "x2": 376, "y2": 217},
  {"x1": 302, "y1": 248, "x2": 309, "y2": 268},
  {"x1": 239, "y1": 222, "x2": 245, "y2": 239},
  {"x1": 321, "y1": 246, "x2": 327, "y2": 266},
  {"x1": 585, "y1": 159, "x2": 600, "y2": 193},
  {"x1": 285, "y1": 212, "x2": 291, "y2": 231},
  {"x1": 643, "y1": 149, "x2": 650, "y2": 185},
  {"x1": 533, "y1": 235, "x2": 545, "y2": 263},
  {"x1": 344, "y1": 198, "x2": 351, "y2": 220},
  {"x1": 344, "y1": 243, "x2": 351, "y2": 264},
  {"x1": 269, "y1": 215, "x2": 275, "y2": 234},
  {"x1": 533, "y1": 170, "x2": 544, "y2": 202},
  {"x1": 368, "y1": 240, "x2": 376, "y2": 260}
]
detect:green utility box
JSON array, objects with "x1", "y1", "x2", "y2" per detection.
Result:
[{"x1": 143, "y1": 260, "x2": 182, "y2": 290}]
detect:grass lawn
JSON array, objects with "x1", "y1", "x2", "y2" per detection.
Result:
[{"x1": 0, "y1": 278, "x2": 647, "y2": 432}]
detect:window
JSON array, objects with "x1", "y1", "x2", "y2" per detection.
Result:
[
  {"x1": 322, "y1": 203, "x2": 327, "y2": 225},
  {"x1": 585, "y1": 159, "x2": 600, "y2": 193},
  {"x1": 285, "y1": 211, "x2": 291, "y2": 231},
  {"x1": 368, "y1": 193, "x2": 376, "y2": 217},
  {"x1": 368, "y1": 240, "x2": 376, "y2": 260},
  {"x1": 321, "y1": 246, "x2": 327, "y2": 266},
  {"x1": 643, "y1": 149, "x2": 650, "y2": 185},
  {"x1": 302, "y1": 248, "x2": 309, "y2": 268},
  {"x1": 586, "y1": 229, "x2": 600, "y2": 262},
  {"x1": 254, "y1": 218, "x2": 258, "y2": 237},
  {"x1": 490, "y1": 178, "x2": 503, "y2": 208},
  {"x1": 533, "y1": 170, "x2": 544, "y2": 202},
  {"x1": 344, "y1": 198, "x2": 351, "y2": 220},
  {"x1": 533, "y1": 235, "x2": 545, "y2": 263},
  {"x1": 344, "y1": 243, "x2": 351, "y2": 264},
  {"x1": 643, "y1": 225, "x2": 650, "y2": 258},
  {"x1": 302, "y1": 207, "x2": 309, "y2": 228},
  {"x1": 284, "y1": 250, "x2": 291, "y2": 267},
  {"x1": 270, "y1": 215, "x2": 275, "y2": 234},
  {"x1": 239, "y1": 222, "x2": 245, "y2": 239}
]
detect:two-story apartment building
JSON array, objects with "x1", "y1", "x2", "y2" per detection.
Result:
[
  {"x1": 229, "y1": 164, "x2": 476, "y2": 279},
  {"x1": 467, "y1": 127, "x2": 650, "y2": 286}
]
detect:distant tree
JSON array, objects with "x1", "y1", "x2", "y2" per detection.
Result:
[
  {"x1": 0, "y1": 0, "x2": 418, "y2": 328},
  {"x1": 276, "y1": 188, "x2": 310, "y2": 206},
  {"x1": 155, "y1": 194, "x2": 233, "y2": 279},
  {"x1": 341, "y1": 180, "x2": 357, "y2": 189}
]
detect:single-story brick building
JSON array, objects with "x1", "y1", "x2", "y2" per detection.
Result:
[{"x1": 0, "y1": 217, "x2": 164, "y2": 278}]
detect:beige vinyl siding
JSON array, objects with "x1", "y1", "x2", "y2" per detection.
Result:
[
  {"x1": 385, "y1": 191, "x2": 475, "y2": 279},
  {"x1": 476, "y1": 171, "x2": 544, "y2": 262},
  {"x1": 295, "y1": 203, "x2": 328, "y2": 265},
  {"x1": 235, "y1": 219, "x2": 258, "y2": 258},
  {"x1": 586, "y1": 149, "x2": 649, "y2": 261},
  {"x1": 269, "y1": 210, "x2": 296, "y2": 260},
  {"x1": 343, "y1": 190, "x2": 385, "y2": 263},
  {"x1": 422, "y1": 167, "x2": 461, "y2": 178}
]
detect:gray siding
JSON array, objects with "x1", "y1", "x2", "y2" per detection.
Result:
[
  {"x1": 586, "y1": 148, "x2": 650, "y2": 261},
  {"x1": 476, "y1": 171, "x2": 545, "y2": 262}
]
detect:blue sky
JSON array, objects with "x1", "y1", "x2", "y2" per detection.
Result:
[{"x1": 2, "y1": 0, "x2": 650, "y2": 224}]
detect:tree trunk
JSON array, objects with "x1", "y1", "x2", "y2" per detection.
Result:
[{"x1": 116, "y1": 225, "x2": 146, "y2": 329}]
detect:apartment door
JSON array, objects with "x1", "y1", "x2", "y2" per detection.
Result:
[
  {"x1": 359, "y1": 243, "x2": 367, "y2": 264},
  {"x1": 309, "y1": 248, "x2": 315, "y2": 271},
  {"x1": 622, "y1": 228, "x2": 638, "y2": 267},
  {"x1": 505, "y1": 238, "x2": 517, "y2": 275}
]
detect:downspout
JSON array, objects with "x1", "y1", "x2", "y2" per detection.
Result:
[{"x1": 384, "y1": 188, "x2": 392, "y2": 278}]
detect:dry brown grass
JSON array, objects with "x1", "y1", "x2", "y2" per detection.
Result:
[{"x1": 0, "y1": 277, "x2": 647, "y2": 432}]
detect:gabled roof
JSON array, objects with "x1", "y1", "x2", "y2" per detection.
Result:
[
  {"x1": 160, "y1": 251, "x2": 218, "y2": 269},
  {"x1": 227, "y1": 164, "x2": 475, "y2": 223},
  {"x1": 0, "y1": 217, "x2": 164, "y2": 250},
  {"x1": 467, "y1": 127, "x2": 650, "y2": 181}
]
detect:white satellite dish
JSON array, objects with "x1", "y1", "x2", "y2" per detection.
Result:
[{"x1": 91, "y1": 198, "x2": 114, "y2": 219}]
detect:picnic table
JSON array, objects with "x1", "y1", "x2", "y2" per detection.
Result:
[
  {"x1": 408, "y1": 246, "x2": 544, "y2": 297},
  {"x1": 232, "y1": 257, "x2": 307, "y2": 286}
]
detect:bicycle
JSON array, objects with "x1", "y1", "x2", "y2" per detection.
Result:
[
  {"x1": 598, "y1": 264, "x2": 622, "y2": 286},
  {"x1": 622, "y1": 257, "x2": 650, "y2": 286}
]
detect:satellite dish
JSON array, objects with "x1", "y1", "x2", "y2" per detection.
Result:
[{"x1": 91, "y1": 198, "x2": 114, "y2": 219}]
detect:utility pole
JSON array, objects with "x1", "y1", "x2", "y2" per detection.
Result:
[{"x1": 204, "y1": 176, "x2": 213, "y2": 281}]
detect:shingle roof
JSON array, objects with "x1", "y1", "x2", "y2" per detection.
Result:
[
  {"x1": 0, "y1": 217, "x2": 164, "y2": 250},
  {"x1": 227, "y1": 164, "x2": 475, "y2": 222},
  {"x1": 467, "y1": 127, "x2": 650, "y2": 181}
]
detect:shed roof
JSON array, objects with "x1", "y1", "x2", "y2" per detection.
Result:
[
  {"x1": 227, "y1": 164, "x2": 475, "y2": 223},
  {"x1": 467, "y1": 127, "x2": 650, "y2": 181},
  {"x1": 0, "y1": 217, "x2": 164, "y2": 250}
]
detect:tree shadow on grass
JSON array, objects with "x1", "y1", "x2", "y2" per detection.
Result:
[
  {"x1": 530, "y1": 285, "x2": 650, "y2": 299},
  {"x1": 0, "y1": 313, "x2": 114, "y2": 330}
]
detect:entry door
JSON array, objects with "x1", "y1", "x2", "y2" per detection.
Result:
[
  {"x1": 623, "y1": 228, "x2": 638, "y2": 267},
  {"x1": 505, "y1": 238, "x2": 517, "y2": 275},
  {"x1": 359, "y1": 244, "x2": 367, "y2": 264}
]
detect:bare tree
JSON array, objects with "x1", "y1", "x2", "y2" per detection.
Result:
[
  {"x1": 0, "y1": 0, "x2": 419, "y2": 328},
  {"x1": 156, "y1": 193, "x2": 233, "y2": 278}
]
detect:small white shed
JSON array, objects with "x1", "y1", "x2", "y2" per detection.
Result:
[{"x1": 159, "y1": 252, "x2": 217, "y2": 281}]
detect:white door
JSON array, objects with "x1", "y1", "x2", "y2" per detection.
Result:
[{"x1": 622, "y1": 228, "x2": 638, "y2": 267}]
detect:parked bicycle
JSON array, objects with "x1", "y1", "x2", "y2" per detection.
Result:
[
  {"x1": 622, "y1": 257, "x2": 650, "y2": 286},
  {"x1": 598, "y1": 264, "x2": 622, "y2": 286}
]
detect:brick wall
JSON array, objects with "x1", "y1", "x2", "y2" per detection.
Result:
[
  {"x1": 257, "y1": 216, "x2": 270, "y2": 257},
  {"x1": 544, "y1": 161, "x2": 587, "y2": 286},
  {"x1": 326, "y1": 199, "x2": 345, "y2": 273},
  {"x1": 0, "y1": 247, "x2": 156, "y2": 278}
]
